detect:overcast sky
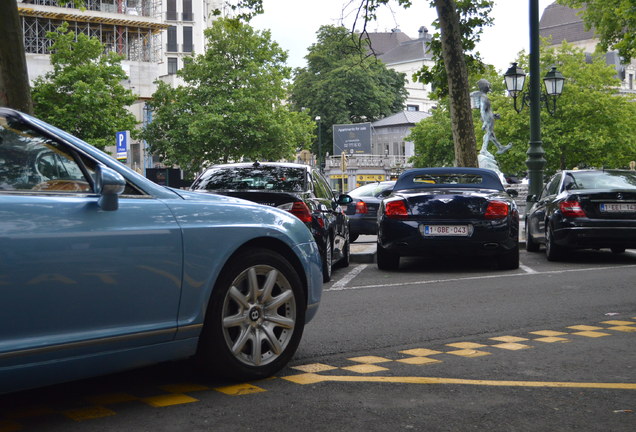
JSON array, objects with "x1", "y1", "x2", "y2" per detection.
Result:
[{"x1": 251, "y1": 0, "x2": 555, "y2": 72}]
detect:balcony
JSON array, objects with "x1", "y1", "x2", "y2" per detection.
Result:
[{"x1": 326, "y1": 154, "x2": 411, "y2": 170}]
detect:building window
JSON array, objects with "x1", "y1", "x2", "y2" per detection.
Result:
[
  {"x1": 168, "y1": 57, "x2": 178, "y2": 75},
  {"x1": 182, "y1": 0, "x2": 193, "y2": 21},
  {"x1": 166, "y1": 0, "x2": 177, "y2": 21},
  {"x1": 182, "y1": 26, "x2": 193, "y2": 52},
  {"x1": 406, "y1": 104, "x2": 419, "y2": 111},
  {"x1": 167, "y1": 26, "x2": 177, "y2": 52}
]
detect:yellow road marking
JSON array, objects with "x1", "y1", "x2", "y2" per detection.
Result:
[
  {"x1": 214, "y1": 383, "x2": 266, "y2": 396},
  {"x1": 400, "y1": 348, "x2": 443, "y2": 357},
  {"x1": 282, "y1": 373, "x2": 636, "y2": 390},
  {"x1": 64, "y1": 406, "x2": 116, "y2": 421},
  {"x1": 142, "y1": 394, "x2": 198, "y2": 407},
  {"x1": 348, "y1": 355, "x2": 392, "y2": 364}
]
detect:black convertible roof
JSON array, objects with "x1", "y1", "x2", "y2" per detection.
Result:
[{"x1": 394, "y1": 167, "x2": 504, "y2": 191}]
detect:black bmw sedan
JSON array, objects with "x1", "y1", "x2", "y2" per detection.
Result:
[
  {"x1": 377, "y1": 167, "x2": 520, "y2": 271},
  {"x1": 190, "y1": 161, "x2": 352, "y2": 281},
  {"x1": 525, "y1": 169, "x2": 636, "y2": 260}
]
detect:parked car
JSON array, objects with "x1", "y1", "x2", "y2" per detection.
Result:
[
  {"x1": 343, "y1": 181, "x2": 395, "y2": 242},
  {"x1": 190, "y1": 162, "x2": 352, "y2": 282},
  {"x1": 525, "y1": 169, "x2": 636, "y2": 260},
  {"x1": 0, "y1": 108, "x2": 323, "y2": 395},
  {"x1": 376, "y1": 167, "x2": 520, "y2": 270}
]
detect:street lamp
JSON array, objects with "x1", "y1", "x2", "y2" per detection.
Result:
[
  {"x1": 504, "y1": 63, "x2": 565, "y2": 115},
  {"x1": 315, "y1": 115, "x2": 322, "y2": 172}
]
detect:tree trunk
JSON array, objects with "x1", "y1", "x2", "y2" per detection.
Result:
[
  {"x1": 0, "y1": 0, "x2": 34, "y2": 114},
  {"x1": 434, "y1": 0, "x2": 477, "y2": 167}
]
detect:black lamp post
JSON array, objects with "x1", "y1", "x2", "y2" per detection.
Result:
[
  {"x1": 503, "y1": 0, "x2": 565, "y2": 199},
  {"x1": 315, "y1": 115, "x2": 322, "y2": 172}
]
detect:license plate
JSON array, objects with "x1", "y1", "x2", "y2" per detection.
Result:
[
  {"x1": 600, "y1": 203, "x2": 636, "y2": 213},
  {"x1": 420, "y1": 224, "x2": 472, "y2": 237}
]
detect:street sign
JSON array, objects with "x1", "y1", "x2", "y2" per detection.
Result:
[{"x1": 115, "y1": 131, "x2": 129, "y2": 161}]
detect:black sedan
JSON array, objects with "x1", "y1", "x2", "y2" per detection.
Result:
[
  {"x1": 191, "y1": 162, "x2": 352, "y2": 282},
  {"x1": 343, "y1": 181, "x2": 395, "y2": 242},
  {"x1": 525, "y1": 169, "x2": 636, "y2": 260},
  {"x1": 376, "y1": 167, "x2": 520, "y2": 270}
]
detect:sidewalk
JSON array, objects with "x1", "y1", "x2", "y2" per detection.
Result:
[{"x1": 350, "y1": 231, "x2": 527, "y2": 264}]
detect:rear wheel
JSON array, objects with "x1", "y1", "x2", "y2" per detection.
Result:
[
  {"x1": 322, "y1": 237, "x2": 333, "y2": 282},
  {"x1": 197, "y1": 248, "x2": 305, "y2": 381},
  {"x1": 376, "y1": 243, "x2": 399, "y2": 270},
  {"x1": 497, "y1": 246, "x2": 519, "y2": 270},
  {"x1": 545, "y1": 224, "x2": 564, "y2": 261},
  {"x1": 337, "y1": 239, "x2": 350, "y2": 268},
  {"x1": 525, "y1": 229, "x2": 540, "y2": 252}
]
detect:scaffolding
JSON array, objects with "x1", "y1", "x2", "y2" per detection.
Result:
[{"x1": 19, "y1": 0, "x2": 167, "y2": 62}]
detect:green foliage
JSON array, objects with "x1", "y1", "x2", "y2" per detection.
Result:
[
  {"x1": 558, "y1": 0, "x2": 636, "y2": 62},
  {"x1": 31, "y1": 22, "x2": 137, "y2": 150},
  {"x1": 142, "y1": 18, "x2": 314, "y2": 177},
  {"x1": 290, "y1": 25, "x2": 408, "y2": 159},
  {"x1": 409, "y1": 40, "x2": 636, "y2": 175},
  {"x1": 412, "y1": 0, "x2": 494, "y2": 98}
]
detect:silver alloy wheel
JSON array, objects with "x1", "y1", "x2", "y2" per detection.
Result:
[{"x1": 221, "y1": 264, "x2": 297, "y2": 367}]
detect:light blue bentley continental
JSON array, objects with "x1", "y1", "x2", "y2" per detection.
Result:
[{"x1": 0, "y1": 108, "x2": 323, "y2": 394}]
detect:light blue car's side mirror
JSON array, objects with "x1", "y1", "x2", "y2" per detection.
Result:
[{"x1": 95, "y1": 165, "x2": 126, "y2": 211}]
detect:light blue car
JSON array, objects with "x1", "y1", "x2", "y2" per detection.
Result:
[{"x1": 0, "y1": 108, "x2": 323, "y2": 394}]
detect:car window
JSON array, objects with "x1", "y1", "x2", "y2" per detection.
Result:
[
  {"x1": 192, "y1": 165, "x2": 307, "y2": 192},
  {"x1": 543, "y1": 175, "x2": 561, "y2": 197},
  {"x1": 350, "y1": 182, "x2": 393, "y2": 198},
  {"x1": 311, "y1": 170, "x2": 333, "y2": 200},
  {"x1": 566, "y1": 171, "x2": 636, "y2": 190},
  {"x1": 0, "y1": 116, "x2": 93, "y2": 192}
]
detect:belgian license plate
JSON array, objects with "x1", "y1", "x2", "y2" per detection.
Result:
[
  {"x1": 420, "y1": 225, "x2": 471, "y2": 237},
  {"x1": 600, "y1": 203, "x2": 636, "y2": 213}
]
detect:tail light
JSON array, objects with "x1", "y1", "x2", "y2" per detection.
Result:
[
  {"x1": 560, "y1": 200, "x2": 586, "y2": 218},
  {"x1": 485, "y1": 200, "x2": 509, "y2": 219},
  {"x1": 287, "y1": 201, "x2": 313, "y2": 223},
  {"x1": 385, "y1": 199, "x2": 408, "y2": 219},
  {"x1": 355, "y1": 200, "x2": 368, "y2": 214}
]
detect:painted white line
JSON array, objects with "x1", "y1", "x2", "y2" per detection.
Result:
[
  {"x1": 328, "y1": 264, "x2": 368, "y2": 290},
  {"x1": 519, "y1": 263, "x2": 537, "y2": 273},
  {"x1": 326, "y1": 263, "x2": 636, "y2": 292}
]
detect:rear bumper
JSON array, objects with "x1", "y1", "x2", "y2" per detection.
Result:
[
  {"x1": 349, "y1": 216, "x2": 378, "y2": 236},
  {"x1": 553, "y1": 226, "x2": 636, "y2": 249}
]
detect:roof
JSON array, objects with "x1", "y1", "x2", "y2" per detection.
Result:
[
  {"x1": 539, "y1": 2, "x2": 596, "y2": 44},
  {"x1": 379, "y1": 38, "x2": 432, "y2": 64},
  {"x1": 363, "y1": 30, "x2": 413, "y2": 56},
  {"x1": 372, "y1": 111, "x2": 431, "y2": 128}
]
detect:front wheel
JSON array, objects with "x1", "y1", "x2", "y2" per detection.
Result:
[
  {"x1": 545, "y1": 224, "x2": 564, "y2": 261},
  {"x1": 525, "y1": 229, "x2": 540, "y2": 252},
  {"x1": 196, "y1": 248, "x2": 306, "y2": 381},
  {"x1": 322, "y1": 237, "x2": 333, "y2": 282}
]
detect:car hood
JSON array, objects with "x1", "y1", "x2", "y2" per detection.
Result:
[{"x1": 171, "y1": 188, "x2": 256, "y2": 205}]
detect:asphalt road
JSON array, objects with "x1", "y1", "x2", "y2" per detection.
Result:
[{"x1": 1, "y1": 244, "x2": 635, "y2": 432}]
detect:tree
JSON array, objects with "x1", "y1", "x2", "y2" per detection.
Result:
[
  {"x1": 142, "y1": 18, "x2": 314, "y2": 177},
  {"x1": 558, "y1": 0, "x2": 636, "y2": 62},
  {"x1": 290, "y1": 25, "x2": 407, "y2": 161},
  {"x1": 0, "y1": 0, "x2": 33, "y2": 113},
  {"x1": 409, "y1": 41, "x2": 636, "y2": 175},
  {"x1": 31, "y1": 23, "x2": 137, "y2": 150}
]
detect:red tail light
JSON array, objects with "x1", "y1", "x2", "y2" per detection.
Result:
[
  {"x1": 485, "y1": 200, "x2": 509, "y2": 219},
  {"x1": 289, "y1": 201, "x2": 313, "y2": 223},
  {"x1": 385, "y1": 199, "x2": 408, "y2": 219},
  {"x1": 355, "y1": 200, "x2": 368, "y2": 214},
  {"x1": 560, "y1": 200, "x2": 586, "y2": 217}
]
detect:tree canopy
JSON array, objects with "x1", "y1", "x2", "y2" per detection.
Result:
[
  {"x1": 290, "y1": 25, "x2": 408, "y2": 160},
  {"x1": 558, "y1": 0, "x2": 636, "y2": 62},
  {"x1": 142, "y1": 18, "x2": 314, "y2": 177},
  {"x1": 408, "y1": 41, "x2": 636, "y2": 176},
  {"x1": 31, "y1": 22, "x2": 137, "y2": 150}
]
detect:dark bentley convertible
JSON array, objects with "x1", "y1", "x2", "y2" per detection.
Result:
[{"x1": 376, "y1": 167, "x2": 520, "y2": 270}]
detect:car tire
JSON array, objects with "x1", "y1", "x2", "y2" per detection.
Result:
[
  {"x1": 336, "y1": 239, "x2": 350, "y2": 269},
  {"x1": 525, "y1": 228, "x2": 540, "y2": 252},
  {"x1": 376, "y1": 242, "x2": 399, "y2": 270},
  {"x1": 196, "y1": 247, "x2": 306, "y2": 381},
  {"x1": 322, "y1": 237, "x2": 333, "y2": 282},
  {"x1": 497, "y1": 246, "x2": 519, "y2": 270},
  {"x1": 545, "y1": 224, "x2": 564, "y2": 261}
]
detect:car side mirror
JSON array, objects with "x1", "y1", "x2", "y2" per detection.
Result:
[
  {"x1": 95, "y1": 165, "x2": 126, "y2": 211},
  {"x1": 526, "y1": 194, "x2": 538, "y2": 203},
  {"x1": 336, "y1": 194, "x2": 353, "y2": 205}
]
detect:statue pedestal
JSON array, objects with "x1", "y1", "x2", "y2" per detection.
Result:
[{"x1": 478, "y1": 150, "x2": 508, "y2": 186}]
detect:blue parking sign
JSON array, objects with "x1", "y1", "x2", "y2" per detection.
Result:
[{"x1": 116, "y1": 131, "x2": 129, "y2": 160}]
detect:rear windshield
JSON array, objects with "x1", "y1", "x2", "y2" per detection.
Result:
[
  {"x1": 394, "y1": 169, "x2": 503, "y2": 191},
  {"x1": 191, "y1": 165, "x2": 307, "y2": 192},
  {"x1": 350, "y1": 182, "x2": 394, "y2": 198},
  {"x1": 563, "y1": 171, "x2": 636, "y2": 191}
]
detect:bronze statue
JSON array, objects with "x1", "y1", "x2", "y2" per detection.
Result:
[{"x1": 473, "y1": 79, "x2": 512, "y2": 155}]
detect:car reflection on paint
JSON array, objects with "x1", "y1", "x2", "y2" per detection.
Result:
[
  {"x1": 376, "y1": 167, "x2": 520, "y2": 271},
  {"x1": 0, "y1": 108, "x2": 323, "y2": 395}
]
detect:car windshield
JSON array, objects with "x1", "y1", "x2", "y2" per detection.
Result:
[
  {"x1": 394, "y1": 169, "x2": 503, "y2": 191},
  {"x1": 563, "y1": 171, "x2": 636, "y2": 191},
  {"x1": 192, "y1": 165, "x2": 307, "y2": 192},
  {"x1": 349, "y1": 182, "x2": 393, "y2": 198}
]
